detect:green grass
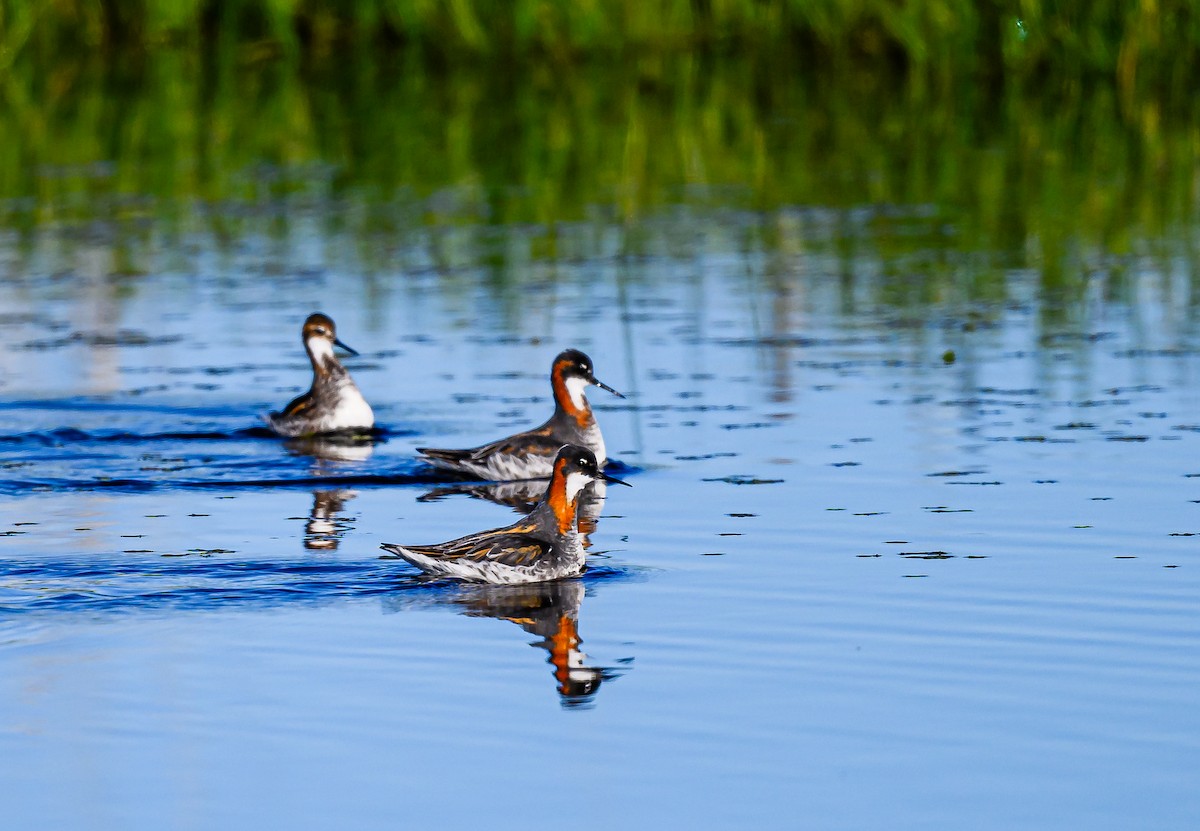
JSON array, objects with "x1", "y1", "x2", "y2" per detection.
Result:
[{"x1": 3, "y1": 0, "x2": 1200, "y2": 94}]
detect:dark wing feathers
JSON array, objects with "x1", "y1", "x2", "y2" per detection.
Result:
[
  {"x1": 415, "y1": 447, "x2": 473, "y2": 463},
  {"x1": 278, "y1": 391, "x2": 314, "y2": 418},
  {"x1": 419, "y1": 422, "x2": 562, "y2": 463},
  {"x1": 474, "y1": 537, "x2": 549, "y2": 567},
  {"x1": 474, "y1": 433, "x2": 560, "y2": 460},
  {"x1": 402, "y1": 524, "x2": 550, "y2": 567}
]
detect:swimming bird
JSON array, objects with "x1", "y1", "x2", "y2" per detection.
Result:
[
  {"x1": 381, "y1": 445, "x2": 629, "y2": 584},
  {"x1": 267, "y1": 313, "x2": 374, "y2": 437},
  {"x1": 418, "y1": 349, "x2": 623, "y2": 480}
]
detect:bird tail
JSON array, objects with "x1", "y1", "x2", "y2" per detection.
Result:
[
  {"x1": 417, "y1": 447, "x2": 474, "y2": 470},
  {"x1": 380, "y1": 543, "x2": 447, "y2": 577}
]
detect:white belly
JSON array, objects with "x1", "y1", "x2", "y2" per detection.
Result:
[{"x1": 326, "y1": 384, "x2": 374, "y2": 431}]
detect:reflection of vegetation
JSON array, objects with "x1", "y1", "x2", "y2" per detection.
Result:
[{"x1": 1, "y1": 4, "x2": 1197, "y2": 311}]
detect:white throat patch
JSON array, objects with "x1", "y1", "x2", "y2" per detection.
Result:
[
  {"x1": 564, "y1": 470, "x2": 592, "y2": 504},
  {"x1": 307, "y1": 336, "x2": 335, "y2": 364},
  {"x1": 564, "y1": 375, "x2": 590, "y2": 411}
]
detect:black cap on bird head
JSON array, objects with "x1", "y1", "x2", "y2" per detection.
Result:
[
  {"x1": 553, "y1": 444, "x2": 631, "y2": 488},
  {"x1": 552, "y1": 349, "x2": 624, "y2": 399}
]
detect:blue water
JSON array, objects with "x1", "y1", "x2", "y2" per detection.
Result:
[{"x1": 2, "y1": 208, "x2": 1200, "y2": 828}]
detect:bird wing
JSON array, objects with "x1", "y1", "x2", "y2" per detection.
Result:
[
  {"x1": 419, "y1": 422, "x2": 560, "y2": 463},
  {"x1": 277, "y1": 390, "x2": 315, "y2": 418},
  {"x1": 399, "y1": 524, "x2": 553, "y2": 568}
]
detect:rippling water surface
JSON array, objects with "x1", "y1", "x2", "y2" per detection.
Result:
[{"x1": 3, "y1": 204, "x2": 1200, "y2": 829}]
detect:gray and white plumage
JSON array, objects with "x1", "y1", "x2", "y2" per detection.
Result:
[
  {"x1": 382, "y1": 445, "x2": 629, "y2": 584},
  {"x1": 266, "y1": 313, "x2": 374, "y2": 437},
  {"x1": 418, "y1": 349, "x2": 621, "y2": 480}
]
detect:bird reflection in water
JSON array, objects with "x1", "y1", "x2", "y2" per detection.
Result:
[
  {"x1": 418, "y1": 479, "x2": 609, "y2": 547},
  {"x1": 284, "y1": 437, "x2": 373, "y2": 552},
  {"x1": 283, "y1": 435, "x2": 377, "y2": 463},
  {"x1": 387, "y1": 579, "x2": 624, "y2": 708},
  {"x1": 304, "y1": 489, "x2": 357, "y2": 551}
]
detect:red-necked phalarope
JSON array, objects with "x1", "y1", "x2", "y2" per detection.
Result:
[
  {"x1": 266, "y1": 313, "x2": 375, "y2": 438},
  {"x1": 418, "y1": 349, "x2": 623, "y2": 480},
  {"x1": 381, "y1": 445, "x2": 629, "y2": 584}
]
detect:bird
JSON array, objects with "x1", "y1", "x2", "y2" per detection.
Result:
[
  {"x1": 418, "y1": 348, "x2": 623, "y2": 480},
  {"x1": 266, "y1": 313, "x2": 375, "y2": 438},
  {"x1": 381, "y1": 445, "x2": 629, "y2": 584}
]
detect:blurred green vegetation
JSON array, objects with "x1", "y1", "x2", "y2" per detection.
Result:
[
  {"x1": 0, "y1": 0, "x2": 1198, "y2": 308},
  {"x1": 4, "y1": 0, "x2": 1200, "y2": 93}
]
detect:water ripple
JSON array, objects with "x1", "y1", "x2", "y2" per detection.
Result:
[{"x1": 0, "y1": 557, "x2": 639, "y2": 619}]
